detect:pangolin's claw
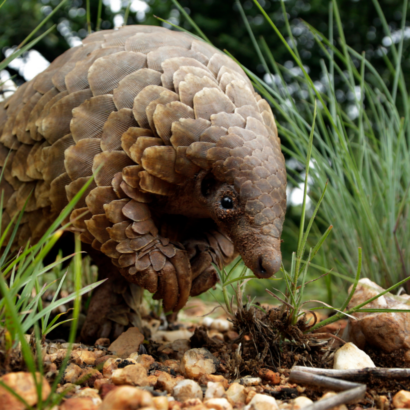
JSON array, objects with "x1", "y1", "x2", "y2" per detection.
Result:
[
  {"x1": 160, "y1": 261, "x2": 179, "y2": 312},
  {"x1": 190, "y1": 265, "x2": 218, "y2": 297},
  {"x1": 170, "y1": 249, "x2": 192, "y2": 311}
]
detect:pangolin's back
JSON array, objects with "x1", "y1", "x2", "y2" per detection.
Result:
[{"x1": 0, "y1": 25, "x2": 284, "y2": 274}]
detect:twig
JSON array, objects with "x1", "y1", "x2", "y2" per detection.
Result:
[
  {"x1": 292, "y1": 366, "x2": 410, "y2": 381},
  {"x1": 289, "y1": 370, "x2": 363, "y2": 391},
  {"x1": 305, "y1": 333, "x2": 346, "y2": 345},
  {"x1": 289, "y1": 368, "x2": 366, "y2": 410},
  {"x1": 302, "y1": 386, "x2": 366, "y2": 410}
]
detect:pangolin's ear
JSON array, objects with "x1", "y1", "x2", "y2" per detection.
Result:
[{"x1": 196, "y1": 171, "x2": 218, "y2": 201}]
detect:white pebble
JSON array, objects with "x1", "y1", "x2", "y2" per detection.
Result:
[{"x1": 333, "y1": 342, "x2": 375, "y2": 370}]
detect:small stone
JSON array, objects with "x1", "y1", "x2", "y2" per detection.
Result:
[
  {"x1": 108, "y1": 327, "x2": 144, "y2": 359},
  {"x1": 258, "y1": 369, "x2": 280, "y2": 385},
  {"x1": 136, "y1": 354, "x2": 155, "y2": 369},
  {"x1": 155, "y1": 370, "x2": 184, "y2": 393},
  {"x1": 102, "y1": 358, "x2": 118, "y2": 377},
  {"x1": 246, "y1": 390, "x2": 257, "y2": 404},
  {"x1": 163, "y1": 359, "x2": 181, "y2": 373},
  {"x1": 99, "y1": 383, "x2": 118, "y2": 399},
  {"x1": 333, "y1": 343, "x2": 375, "y2": 370},
  {"x1": 73, "y1": 387, "x2": 102, "y2": 405},
  {"x1": 152, "y1": 329, "x2": 194, "y2": 343},
  {"x1": 226, "y1": 330, "x2": 239, "y2": 341},
  {"x1": 393, "y1": 390, "x2": 410, "y2": 408},
  {"x1": 95, "y1": 338, "x2": 110, "y2": 348},
  {"x1": 173, "y1": 379, "x2": 203, "y2": 402},
  {"x1": 205, "y1": 398, "x2": 233, "y2": 410},
  {"x1": 59, "y1": 397, "x2": 97, "y2": 410},
  {"x1": 293, "y1": 396, "x2": 314, "y2": 410},
  {"x1": 182, "y1": 398, "x2": 203, "y2": 407},
  {"x1": 95, "y1": 355, "x2": 116, "y2": 368},
  {"x1": 71, "y1": 350, "x2": 103, "y2": 366},
  {"x1": 112, "y1": 364, "x2": 149, "y2": 386},
  {"x1": 181, "y1": 348, "x2": 219, "y2": 379},
  {"x1": 99, "y1": 386, "x2": 153, "y2": 410},
  {"x1": 205, "y1": 381, "x2": 225, "y2": 399},
  {"x1": 153, "y1": 396, "x2": 169, "y2": 410},
  {"x1": 202, "y1": 317, "x2": 214, "y2": 327},
  {"x1": 226, "y1": 383, "x2": 246, "y2": 404},
  {"x1": 56, "y1": 383, "x2": 77, "y2": 396},
  {"x1": 0, "y1": 372, "x2": 51, "y2": 410},
  {"x1": 209, "y1": 329, "x2": 225, "y2": 341},
  {"x1": 319, "y1": 392, "x2": 347, "y2": 410},
  {"x1": 93, "y1": 378, "x2": 110, "y2": 390},
  {"x1": 64, "y1": 363, "x2": 82, "y2": 384},
  {"x1": 78, "y1": 368, "x2": 103, "y2": 387},
  {"x1": 210, "y1": 319, "x2": 231, "y2": 332},
  {"x1": 244, "y1": 393, "x2": 279, "y2": 410},
  {"x1": 241, "y1": 377, "x2": 262, "y2": 386},
  {"x1": 128, "y1": 352, "x2": 139, "y2": 360},
  {"x1": 171, "y1": 339, "x2": 191, "y2": 359},
  {"x1": 199, "y1": 374, "x2": 229, "y2": 389}
]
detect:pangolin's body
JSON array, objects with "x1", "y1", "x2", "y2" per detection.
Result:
[{"x1": 0, "y1": 25, "x2": 286, "y2": 342}]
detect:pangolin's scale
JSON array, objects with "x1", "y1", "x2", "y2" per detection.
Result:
[{"x1": 0, "y1": 26, "x2": 286, "y2": 312}]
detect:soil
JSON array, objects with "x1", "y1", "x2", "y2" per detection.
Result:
[{"x1": 1, "y1": 300, "x2": 409, "y2": 409}]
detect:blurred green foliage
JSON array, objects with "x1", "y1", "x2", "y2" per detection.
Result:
[{"x1": 1, "y1": 0, "x2": 408, "y2": 87}]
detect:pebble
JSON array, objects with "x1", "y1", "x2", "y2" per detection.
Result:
[
  {"x1": 99, "y1": 386, "x2": 153, "y2": 410},
  {"x1": 258, "y1": 369, "x2": 280, "y2": 385},
  {"x1": 77, "y1": 368, "x2": 103, "y2": 387},
  {"x1": 210, "y1": 319, "x2": 232, "y2": 332},
  {"x1": 200, "y1": 374, "x2": 229, "y2": 389},
  {"x1": 226, "y1": 382, "x2": 246, "y2": 404},
  {"x1": 108, "y1": 327, "x2": 144, "y2": 358},
  {"x1": 244, "y1": 393, "x2": 279, "y2": 410},
  {"x1": 393, "y1": 390, "x2": 410, "y2": 408},
  {"x1": 112, "y1": 364, "x2": 149, "y2": 386},
  {"x1": 152, "y1": 396, "x2": 169, "y2": 410},
  {"x1": 173, "y1": 379, "x2": 203, "y2": 402},
  {"x1": 152, "y1": 329, "x2": 194, "y2": 343},
  {"x1": 155, "y1": 370, "x2": 184, "y2": 393},
  {"x1": 333, "y1": 343, "x2": 375, "y2": 370},
  {"x1": 205, "y1": 381, "x2": 225, "y2": 399},
  {"x1": 72, "y1": 388, "x2": 102, "y2": 405},
  {"x1": 64, "y1": 363, "x2": 82, "y2": 384},
  {"x1": 205, "y1": 397, "x2": 233, "y2": 410},
  {"x1": 93, "y1": 378, "x2": 110, "y2": 390},
  {"x1": 319, "y1": 392, "x2": 347, "y2": 410},
  {"x1": 240, "y1": 377, "x2": 262, "y2": 386},
  {"x1": 163, "y1": 359, "x2": 181, "y2": 373},
  {"x1": 0, "y1": 372, "x2": 51, "y2": 410},
  {"x1": 181, "y1": 348, "x2": 219, "y2": 379},
  {"x1": 59, "y1": 397, "x2": 97, "y2": 410},
  {"x1": 293, "y1": 396, "x2": 314, "y2": 409},
  {"x1": 71, "y1": 350, "x2": 104, "y2": 366},
  {"x1": 136, "y1": 354, "x2": 155, "y2": 369},
  {"x1": 95, "y1": 338, "x2": 110, "y2": 348}
]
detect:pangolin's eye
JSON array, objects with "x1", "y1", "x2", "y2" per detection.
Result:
[{"x1": 221, "y1": 196, "x2": 234, "y2": 209}]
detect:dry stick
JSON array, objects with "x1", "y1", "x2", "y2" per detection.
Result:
[
  {"x1": 289, "y1": 370, "x2": 363, "y2": 391},
  {"x1": 302, "y1": 386, "x2": 366, "y2": 410},
  {"x1": 292, "y1": 366, "x2": 410, "y2": 381},
  {"x1": 289, "y1": 369, "x2": 366, "y2": 410}
]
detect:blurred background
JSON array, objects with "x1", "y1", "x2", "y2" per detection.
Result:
[{"x1": 1, "y1": 0, "x2": 408, "y2": 306}]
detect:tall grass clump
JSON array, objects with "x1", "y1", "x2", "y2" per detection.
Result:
[{"x1": 242, "y1": 0, "x2": 410, "y2": 300}]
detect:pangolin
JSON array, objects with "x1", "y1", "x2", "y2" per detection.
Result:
[{"x1": 0, "y1": 25, "x2": 287, "y2": 342}]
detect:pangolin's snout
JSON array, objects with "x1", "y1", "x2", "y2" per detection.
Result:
[{"x1": 253, "y1": 251, "x2": 282, "y2": 279}]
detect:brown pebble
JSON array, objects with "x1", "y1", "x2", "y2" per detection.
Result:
[
  {"x1": 258, "y1": 368, "x2": 280, "y2": 385},
  {"x1": 95, "y1": 338, "x2": 110, "y2": 348},
  {"x1": 99, "y1": 383, "x2": 118, "y2": 400},
  {"x1": 59, "y1": 397, "x2": 97, "y2": 410},
  {"x1": 77, "y1": 368, "x2": 103, "y2": 387}
]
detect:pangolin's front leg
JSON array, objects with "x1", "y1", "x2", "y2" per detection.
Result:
[
  {"x1": 81, "y1": 244, "x2": 145, "y2": 344},
  {"x1": 184, "y1": 229, "x2": 237, "y2": 296}
]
